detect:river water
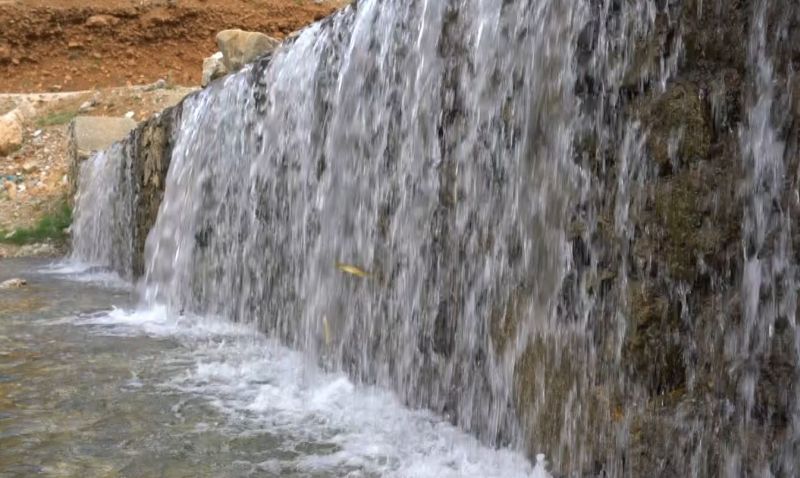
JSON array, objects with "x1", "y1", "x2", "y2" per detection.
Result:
[{"x1": 0, "y1": 257, "x2": 547, "y2": 477}]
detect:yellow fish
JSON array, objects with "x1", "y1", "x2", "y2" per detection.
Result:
[
  {"x1": 335, "y1": 262, "x2": 370, "y2": 278},
  {"x1": 322, "y1": 316, "x2": 331, "y2": 346}
]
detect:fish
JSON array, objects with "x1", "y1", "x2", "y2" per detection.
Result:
[
  {"x1": 335, "y1": 262, "x2": 370, "y2": 278},
  {"x1": 322, "y1": 316, "x2": 331, "y2": 346}
]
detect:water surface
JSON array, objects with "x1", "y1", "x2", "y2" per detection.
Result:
[{"x1": 0, "y1": 258, "x2": 545, "y2": 477}]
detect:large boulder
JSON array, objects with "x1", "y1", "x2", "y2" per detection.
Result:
[
  {"x1": 68, "y1": 116, "x2": 137, "y2": 198},
  {"x1": 202, "y1": 51, "x2": 228, "y2": 87},
  {"x1": 0, "y1": 110, "x2": 23, "y2": 157},
  {"x1": 216, "y1": 29, "x2": 280, "y2": 72}
]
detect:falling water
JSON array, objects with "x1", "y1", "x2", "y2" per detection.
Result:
[
  {"x1": 142, "y1": 0, "x2": 589, "y2": 469},
  {"x1": 137, "y1": 0, "x2": 674, "y2": 474},
  {"x1": 732, "y1": 0, "x2": 798, "y2": 474},
  {"x1": 67, "y1": 0, "x2": 800, "y2": 475},
  {"x1": 71, "y1": 143, "x2": 135, "y2": 278}
]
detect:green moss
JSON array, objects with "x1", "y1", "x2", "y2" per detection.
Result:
[
  {"x1": 641, "y1": 83, "x2": 712, "y2": 172},
  {"x1": 622, "y1": 35, "x2": 661, "y2": 89},
  {"x1": 490, "y1": 290, "x2": 527, "y2": 353},
  {"x1": 652, "y1": 170, "x2": 727, "y2": 282},
  {"x1": 514, "y1": 336, "x2": 577, "y2": 463},
  {"x1": 625, "y1": 283, "x2": 686, "y2": 394},
  {"x1": 514, "y1": 335, "x2": 624, "y2": 472},
  {"x1": 36, "y1": 110, "x2": 79, "y2": 128},
  {"x1": 655, "y1": 176, "x2": 702, "y2": 280},
  {"x1": 0, "y1": 202, "x2": 72, "y2": 246}
]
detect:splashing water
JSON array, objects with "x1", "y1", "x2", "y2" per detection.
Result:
[{"x1": 71, "y1": 306, "x2": 550, "y2": 478}]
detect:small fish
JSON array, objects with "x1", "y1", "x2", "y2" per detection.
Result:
[
  {"x1": 322, "y1": 316, "x2": 331, "y2": 346},
  {"x1": 335, "y1": 262, "x2": 370, "y2": 278}
]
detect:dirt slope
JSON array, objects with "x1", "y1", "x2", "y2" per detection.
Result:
[{"x1": 0, "y1": 0, "x2": 348, "y2": 93}]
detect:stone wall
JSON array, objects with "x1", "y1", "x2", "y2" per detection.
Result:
[
  {"x1": 536, "y1": 0, "x2": 800, "y2": 474},
  {"x1": 127, "y1": 106, "x2": 182, "y2": 277}
]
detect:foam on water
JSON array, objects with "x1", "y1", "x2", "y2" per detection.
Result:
[
  {"x1": 38, "y1": 260, "x2": 131, "y2": 289},
  {"x1": 72, "y1": 306, "x2": 551, "y2": 478}
]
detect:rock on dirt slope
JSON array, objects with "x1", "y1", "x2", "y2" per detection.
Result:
[
  {"x1": 0, "y1": 0, "x2": 347, "y2": 257},
  {"x1": 0, "y1": 0, "x2": 348, "y2": 93}
]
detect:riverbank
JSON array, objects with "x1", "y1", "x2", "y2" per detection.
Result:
[{"x1": 0, "y1": 85, "x2": 194, "y2": 258}]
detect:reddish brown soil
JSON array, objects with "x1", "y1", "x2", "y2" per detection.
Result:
[{"x1": 0, "y1": 0, "x2": 347, "y2": 93}]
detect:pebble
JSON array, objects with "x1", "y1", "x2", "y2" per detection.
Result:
[
  {"x1": 79, "y1": 101, "x2": 96, "y2": 113},
  {"x1": 4, "y1": 182, "x2": 17, "y2": 200}
]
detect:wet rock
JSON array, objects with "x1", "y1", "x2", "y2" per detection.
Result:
[
  {"x1": 709, "y1": 69, "x2": 744, "y2": 133},
  {"x1": 0, "y1": 278, "x2": 27, "y2": 289},
  {"x1": 60, "y1": 0, "x2": 800, "y2": 474},
  {"x1": 638, "y1": 82, "x2": 712, "y2": 174},
  {"x1": 202, "y1": 52, "x2": 228, "y2": 87},
  {"x1": 628, "y1": 402, "x2": 709, "y2": 477},
  {"x1": 490, "y1": 288, "x2": 533, "y2": 353},
  {"x1": 216, "y1": 29, "x2": 280, "y2": 72},
  {"x1": 129, "y1": 105, "x2": 182, "y2": 277},
  {"x1": 681, "y1": 0, "x2": 748, "y2": 72},
  {"x1": 514, "y1": 335, "x2": 613, "y2": 473},
  {"x1": 624, "y1": 283, "x2": 684, "y2": 394},
  {"x1": 652, "y1": 171, "x2": 714, "y2": 281}
]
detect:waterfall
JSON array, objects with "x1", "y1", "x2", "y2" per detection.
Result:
[
  {"x1": 140, "y1": 0, "x2": 663, "y2": 473},
  {"x1": 68, "y1": 0, "x2": 800, "y2": 475},
  {"x1": 143, "y1": 0, "x2": 603, "y2": 468},
  {"x1": 732, "y1": 0, "x2": 799, "y2": 474},
  {"x1": 71, "y1": 143, "x2": 135, "y2": 277}
]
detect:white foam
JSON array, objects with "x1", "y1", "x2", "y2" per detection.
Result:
[
  {"x1": 70, "y1": 307, "x2": 551, "y2": 477},
  {"x1": 38, "y1": 259, "x2": 131, "y2": 289}
]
